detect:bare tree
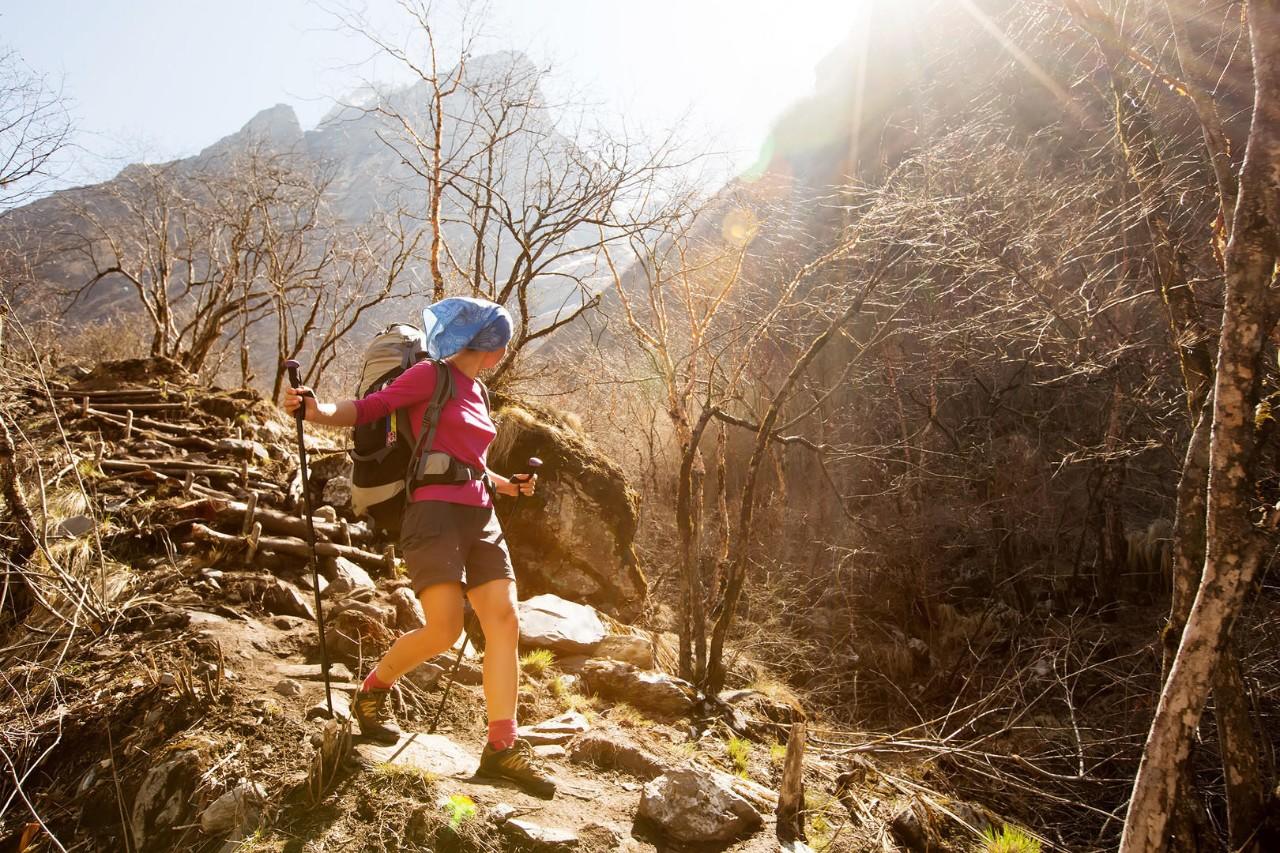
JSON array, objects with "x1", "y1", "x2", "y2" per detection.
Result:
[
  {"x1": 0, "y1": 48, "x2": 71, "y2": 209},
  {"x1": 1120, "y1": 3, "x2": 1280, "y2": 848}
]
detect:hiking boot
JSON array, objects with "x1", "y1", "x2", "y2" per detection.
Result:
[
  {"x1": 352, "y1": 687, "x2": 402, "y2": 744},
  {"x1": 478, "y1": 738, "x2": 557, "y2": 797}
]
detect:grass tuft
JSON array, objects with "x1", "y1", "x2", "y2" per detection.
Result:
[
  {"x1": 982, "y1": 825, "x2": 1043, "y2": 853},
  {"x1": 520, "y1": 649, "x2": 555, "y2": 677},
  {"x1": 727, "y1": 736, "x2": 751, "y2": 777}
]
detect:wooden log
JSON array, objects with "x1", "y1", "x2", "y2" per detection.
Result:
[
  {"x1": 81, "y1": 402, "x2": 188, "y2": 412},
  {"x1": 776, "y1": 720, "x2": 807, "y2": 844},
  {"x1": 208, "y1": 497, "x2": 372, "y2": 544},
  {"x1": 241, "y1": 493, "x2": 259, "y2": 536},
  {"x1": 101, "y1": 458, "x2": 242, "y2": 475},
  {"x1": 189, "y1": 523, "x2": 387, "y2": 572},
  {"x1": 52, "y1": 388, "x2": 163, "y2": 399},
  {"x1": 246, "y1": 521, "x2": 262, "y2": 563},
  {"x1": 84, "y1": 409, "x2": 214, "y2": 447},
  {"x1": 86, "y1": 408, "x2": 203, "y2": 434}
]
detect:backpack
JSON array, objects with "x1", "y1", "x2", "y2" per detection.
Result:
[{"x1": 348, "y1": 324, "x2": 492, "y2": 536}]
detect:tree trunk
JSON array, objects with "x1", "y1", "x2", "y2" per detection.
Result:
[{"x1": 1119, "y1": 6, "x2": 1280, "y2": 848}]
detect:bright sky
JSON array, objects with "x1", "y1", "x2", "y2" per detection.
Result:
[{"x1": 2, "y1": 0, "x2": 868, "y2": 192}]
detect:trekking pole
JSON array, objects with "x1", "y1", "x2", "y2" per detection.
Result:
[
  {"x1": 285, "y1": 359, "x2": 334, "y2": 719},
  {"x1": 430, "y1": 457, "x2": 541, "y2": 734},
  {"x1": 430, "y1": 608, "x2": 471, "y2": 735}
]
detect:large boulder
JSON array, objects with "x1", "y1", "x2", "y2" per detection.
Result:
[
  {"x1": 580, "y1": 659, "x2": 696, "y2": 716},
  {"x1": 130, "y1": 740, "x2": 212, "y2": 851},
  {"x1": 638, "y1": 763, "x2": 764, "y2": 843},
  {"x1": 489, "y1": 401, "x2": 646, "y2": 619},
  {"x1": 518, "y1": 594, "x2": 608, "y2": 655}
]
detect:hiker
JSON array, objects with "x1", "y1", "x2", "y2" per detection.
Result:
[{"x1": 282, "y1": 297, "x2": 555, "y2": 797}]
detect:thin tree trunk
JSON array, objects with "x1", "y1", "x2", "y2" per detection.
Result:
[{"x1": 1120, "y1": 6, "x2": 1280, "y2": 848}]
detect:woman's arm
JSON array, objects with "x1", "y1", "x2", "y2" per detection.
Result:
[
  {"x1": 488, "y1": 468, "x2": 537, "y2": 498},
  {"x1": 283, "y1": 386, "x2": 359, "y2": 427}
]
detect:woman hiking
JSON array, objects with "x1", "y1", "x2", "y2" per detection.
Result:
[{"x1": 283, "y1": 297, "x2": 555, "y2": 798}]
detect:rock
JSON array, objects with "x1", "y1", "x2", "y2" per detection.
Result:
[
  {"x1": 130, "y1": 746, "x2": 207, "y2": 850},
  {"x1": 322, "y1": 476, "x2": 352, "y2": 508},
  {"x1": 325, "y1": 607, "x2": 396, "y2": 664},
  {"x1": 306, "y1": 691, "x2": 352, "y2": 721},
  {"x1": 890, "y1": 803, "x2": 929, "y2": 852},
  {"x1": 58, "y1": 514, "x2": 96, "y2": 538},
  {"x1": 534, "y1": 745, "x2": 568, "y2": 759},
  {"x1": 580, "y1": 659, "x2": 695, "y2": 716},
  {"x1": 718, "y1": 688, "x2": 800, "y2": 739},
  {"x1": 392, "y1": 587, "x2": 426, "y2": 630},
  {"x1": 355, "y1": 733, "x2": 478, "y2": 778},
  {"x1": 489, "y1": 404, "x2": 646, "y2": 619},
  {"x1": 578, "y1": 823, "x2": 625, "y2": 851},
  {"x1": 638, "y1": 763, "x2": 764, "y2": 844},
  {"x1": 199, "y1": 782, "x2": 265, "y2": 836},
  {"x1": 274, "y1": 678, "x2": 303, "y2": 698},
  {"x1": 554, "y1": 655, "x2": 590, "y2": 674},
  {"x1": 519, "y1": 728, "x2": 575, "y2": 747},
  {"x1": 405, "y1": 662, "x2": 445, "y2": 689},
  {"x1": 595, "y1": 634, "x2": 655, "y2": 669},
  {"x1": 328, "y1": 557, "x2": 375, "y2": 594},
  {"x1": 530, "y1": 711, "x2": 590, "y2": 734},
  {"x1": 263, "y1": 580, "x2": 315, "y2": 620},
  {"x1": 295, "y1": 572, "x2": 329, "y2": 594},
  {"x1": 314, "y1": 505, "x2": 338, "y2": 523},
  {"x1": 157, "y1": 673, "x2": 177, "y2": 687},
  {"x1": 503, "y1": 817, "x2": 579, "y2": 851},
  {"x1": 518, "y1": 594, "x2": 607, "y2": 655},
  {"x1": 216, "y1": 438, "x2": 270, "y2": 462},
  {"x1": 569, "y1": 729, "x2": 665, "y2": 780},
  {"x1": 310, "y1": 452, "x2": 353, "y2": 481},
  {"x1": 275, "y1": 662, "x2": 355, "y2": 682}
]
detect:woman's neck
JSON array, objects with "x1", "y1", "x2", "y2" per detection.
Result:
[{"x1": 446, "y1": 350, "x2": 484, "y2": 380}]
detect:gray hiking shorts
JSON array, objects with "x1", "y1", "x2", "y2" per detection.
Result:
[{"x1": 399, "y1": 500, "x2": 515, "y2": 594}]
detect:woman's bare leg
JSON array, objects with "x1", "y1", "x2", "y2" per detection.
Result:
[
  {"x1": 466, "y1": 578, "x2": 520, "y2": 723},
  {"x1": 372, "y1": 581, "x2": 464, "y2": 683}
]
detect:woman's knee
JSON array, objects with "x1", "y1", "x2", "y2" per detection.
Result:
[
  {"x1": 418, "y1": 585, "x2": 464, "y2": 641},
  {"x1": 481, "y1": 599, "x2": 519, "y2": 645}
]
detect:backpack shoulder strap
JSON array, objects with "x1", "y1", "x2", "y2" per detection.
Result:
[
  {"x1": 478, "y1": 380, "x2": 491, "y2": 416},
  {"x1": 404, "y1": 360, "x2": 454, "y2": 491}
]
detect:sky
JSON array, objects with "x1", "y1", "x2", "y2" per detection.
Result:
[{"x1": 1, "y1": 0, "x2": 868, "y2": 193}]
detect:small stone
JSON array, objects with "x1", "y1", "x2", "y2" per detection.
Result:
[
  {"x1": 328, "y1": 557, "x2": 375, "y2": 594},
  {"x1": 534, "y1": 745, "x2": 567, "y2": 759},
  {"x1": 406, "y1": 662, "x2": 445, "y2": 690},
  {"x1": 275, "y1": 662, "x2": 355, "y2": 683},
  {"x1": 392, "y1": 587, "x2": 426, "y2": 631},
  {"x1": 581, "y1": 659, "x2": 695, "y2": 716},
  {"x1": 322, "y1": 476, "x2": 352, "y2": 508},
  {"x1": 272, "y1": 615, "x2": 303, "y2": 630},
  {"x1": 503, "y1": 817, "x2": 579, "y2": 851},
  {"x1": 58, "y1": 514, "x2": 96, "y2": 539},
  {"x1": 490, "y1": 802, "x2": 517, "y2": 823},
  {"x1": 314, "y1": 505, "x2": 338, "y2": 523},
  {"x1": 263, "y1": 580, "x2": 315, "y2": 621},
  {"x1": 305, "y1": 692, "x2": 351, "y2": 721},
  {"x1": 274, "y1": 679, "x2": 303, "y2": 698},
  {"x1": 158, "y1": 673, "x2": 177, "y2": 687},
  {"x1": 595, "y1": 634, "x2": 656, "y2": 669},
  {"x1": 199, "y1": 782, "x2": 265, "y2": 835},
  {"x1": 570, "y1": 729, "x2": 665, "y2": 780}
]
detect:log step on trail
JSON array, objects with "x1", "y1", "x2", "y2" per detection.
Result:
[{"x1": 190, "y1": 523, "x2": 392, "y2": 573}]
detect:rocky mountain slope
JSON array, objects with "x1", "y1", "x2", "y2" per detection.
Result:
[{"x1": 0, "y1": 356, "x2": 1034, "y2": 852}]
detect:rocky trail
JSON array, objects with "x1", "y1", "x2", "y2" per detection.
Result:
[{"x1": 1, "y1": 358, "x2": 1019, "y2": 853}]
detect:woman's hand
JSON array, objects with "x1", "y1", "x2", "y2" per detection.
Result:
[
  {"x1": 497, "y1": 473, "x2": 537, "y2": 498},
  {"x1": 283, "y1": 385, "x2": 318, "y2": 421}
]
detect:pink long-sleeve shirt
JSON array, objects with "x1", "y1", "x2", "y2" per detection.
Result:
[{"x1": 352, "y1": 361, "x2": 496, "y2": 507}]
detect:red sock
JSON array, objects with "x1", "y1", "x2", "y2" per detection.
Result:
[
  {"x1": 363, "y1": 670, "x2": 392, "y2": 692},
  {"x1": 487, "y1": 718, "x2": 517, "y2": 751}
]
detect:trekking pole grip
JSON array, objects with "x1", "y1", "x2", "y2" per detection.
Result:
[
  {"x1": 285, "y1": 359, "x2": 304, "y2": 423},
  {"x1": 512, "y1": 456, "x2": 543, "y2": 502}
]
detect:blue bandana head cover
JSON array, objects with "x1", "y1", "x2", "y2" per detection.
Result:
[{"x1": 421, "y1": 297, "x2": 513, "y2": 359}]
